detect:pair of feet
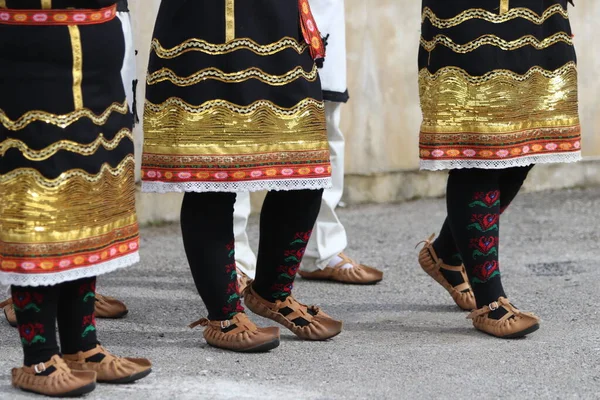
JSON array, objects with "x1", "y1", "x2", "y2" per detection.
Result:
[
  {"x1": 418, "y1": 235, "x2": 540, "y2": 339},
  {"x1": 190, "y1": 284, "x2": 344, "y2": 353},
  {"x1": 12, "y1": 345, "x2": 152, "y2": 397}
]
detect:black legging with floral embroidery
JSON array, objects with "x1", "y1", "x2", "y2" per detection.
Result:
[
  {"x1": 432, "y1": 166, "x2": 534, "y2": 310},
  {"x1": 180, "y1": 189, "x2": 323, "y2": 321}
]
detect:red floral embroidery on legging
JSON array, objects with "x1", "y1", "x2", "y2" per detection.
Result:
[{"x1": 270, "y1": 230, "x2": 312, "y2": 299}]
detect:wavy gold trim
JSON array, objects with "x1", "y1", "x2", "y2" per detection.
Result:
[
  {"x1": 143, "y1": 98, "x2": 327, "y2": 156},
  {"x1": 421, "y1": 32, "x2": 573, "y2": 53},
  {"x1": 225, "y1": 0, "x2": 235, "y2": 42},
  {"x1": 422, "y1": 4, "x2": 568, "y2": 28},
  {"x1": 419, "y1": 62, "x2": 577, "y2": 85},
  {"x1": 419, "y1": 63, "x2": 579, "y2": 134},
  {"x1": 0, "y1": 155, "x2": 135, "y2": 188},
  {"x1": 68, "y1": 25, "x2": 84, "y2": 109},
  {"x1": 147, "y1": 65, "x2": 319, "y2": 87},
  {"x1": 0, "y1": 129, "x2": 133, "y2": 161},
  {"x1": 145, "y1": 97, "x2": 325, "y2": 117},
  {"x1": 0, "y1": 101, "x2": 128, "y2": 131},
  {"x1": 151, "y1": 37, "x2": 308, "y2": 58},
  {"x1": 0, "y1": 160, "x2": 136, "y2": 244}
]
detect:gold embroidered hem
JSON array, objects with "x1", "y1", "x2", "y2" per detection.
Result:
[{"x1": 142, "y1": 98, "x2": 331, "y2": 193}]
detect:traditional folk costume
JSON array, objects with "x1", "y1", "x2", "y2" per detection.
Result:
[
  {"x1": 232, "y1": 0, "x2": 384, "y2": 286},
  {"x1": 1, "y1": 0, "x2": 132, "y2": 331},
  {"x1": 417, "y1": 0, "x2": 579, "y2": 338},
  {"x1": 144, "y1": 0, "x2": 342, "y2": 353},
  {"x1": 0, "y1": 1, "x2": 150, "y2": 396}
]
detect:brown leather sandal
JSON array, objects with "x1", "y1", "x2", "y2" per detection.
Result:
[
  {"x1": 189, "y1": 312, "x2": 280, "y2": 353},
  {"x1": 0, "y1": 298, "x2": 17, "y2": 327},
  {"x1": 63, "y1": 345, "x2": 152, "y2": 384},
  {"x1": 417, "y1": 234, "x2": 476, "y2": 311},
  {"x1": 298, "y1": 253, "x2": 383, "y2": 285},
  {"x1": 243, "y1": 285, "x2": 342, "y2": 341},
  {"x1": 467, "y1": 297, "x2": 540, "y2": 339},
  {"x1": 94, "y1": 294, "x2": 128, "y2": 319},
  {"x1": 12, "y1": 355, "x2": 97, "y2": 397}
]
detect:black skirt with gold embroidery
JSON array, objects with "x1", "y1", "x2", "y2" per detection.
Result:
[
  {"x1": 0, "y1": 3, "x2": 139, "y2": 286},
  {"x1": 142, "y1": 0, "x2": 331, "y2": 193},
  {"x1": 418, "y1": 0, "x2": 581, "y2": 170}
]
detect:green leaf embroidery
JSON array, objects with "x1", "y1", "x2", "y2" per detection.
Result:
[
  {"x1": 467, "y1": 223, "x2": 498, "y2": 232},
  {"x1": 83, "y1": 292, "x2": 95, "y2": 303},
  {"x1": 472, "y1": 248, "x2": 498, "y2": 259},
  {"x1": 468, "y1": 200, "x2": 500, "y2": 208},
  {"x1": 81, "y1": 325, "x2": 97, "y2": 338},
  {"x1": 471, "y1": 271, "x2": 500, "y2": 284}
]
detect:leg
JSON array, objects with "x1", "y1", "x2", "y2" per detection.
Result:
[
  {"x1": 245, "y1": 189, "x2": 343, "y2": 340},
  {"x1": 433, "y1": 165, "x2": 535, "y2": 265},
  {"x1": 253, "y1": 189, "x2": 324, "y2": 302},
  {"x1": 10, "y1": 284, "x2": 98, "y2": 396},
  {"x1": 298, "y1": 102, "x2": 383, "y2": 284},
  {"x1": 59, "y1": 277, "x2": 152, "y2": 383},
  {"x1": 57, "y1": 278, "x2": 100, "y2": 357},
  {"x1": 445, "y1": 168, "x2": 539, "y2": 337},
  {"x1": 445, "y1": 169, "x2": 505, "y2": 308},
  {"x1": 180, "y1": 191, "x2": 243, "y2": 321},
  {"x1": 11, "y1": 285, "x2": 60, "y2": 370},
  {"x1": 233, "y1": 191, "x2": 257, "y2": 279},
  {"x1": 302, "y1": 102, "x2": 348, "y2": 272},
  {"x1": 182, "y1": 191, "x2": 280, "y2": 352}
]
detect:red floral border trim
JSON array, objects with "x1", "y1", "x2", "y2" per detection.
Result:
[
  {"x1": 420, "y1": 138, "x2": 581, "y2": 161},
  {"x1": 0, "y1": 236, "x2": 139, "y2": 275},
  {"x1": 0, "y1": 5, "x2": 116, "y2": 26},
  {"x1": 142, "y1": 164, "x2": 332, "y2": 183}
]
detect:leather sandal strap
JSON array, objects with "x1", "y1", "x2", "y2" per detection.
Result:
[
  {"x1": 438, "y1": 263, "x2": 463, "y2": 272},
  {"x1": 0, "y1": 298, "x2": 12, "y2": 308},
  {"x1": 332, "y1": 253, "x2": 357, "y2": 270},
  {"x1": 23, "y1": 357, "x2": 63, "y2": 375},
  {"x1": 279, "y1": 296, "x2": 314, "y2": 322},
  {"x1": 454, "y1": 282, "x2": 471, "y2": 293},
  {"x1": 77, "y1": 345, "x2": 113, "y2": 362},
  {"x1": 467, "y1": 297, "x2": 512, "y2": 320}
]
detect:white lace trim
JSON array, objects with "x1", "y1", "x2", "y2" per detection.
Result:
[
  {"x1": 141, "y1": 178, "x2": 333, "y2": 193},
  {"x1": 0, "y1": 252, "x2": 139, "y2": 287},
  {"x1": 420, "y1": 152, "x2": 582, "y2": 171}
]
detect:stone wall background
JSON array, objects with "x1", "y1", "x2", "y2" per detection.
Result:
[{"x1": 129, "y1": 1, "x2": 600, "y2": 222}]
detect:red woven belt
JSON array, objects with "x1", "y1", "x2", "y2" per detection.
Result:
[
  {"x1": 298, "y1": 0, "x2": 325, "y2": 62},
  {"x1": 0, "y1": 4, "x2": 116, "y2": 25}
]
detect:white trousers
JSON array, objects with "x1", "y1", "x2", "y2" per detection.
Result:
[
  {"x1": 234, "y1": 102, "x2": 347, "y2": 278},
  {"x1": 117, "y1": 11, "x2": 136, "y2": 113}
]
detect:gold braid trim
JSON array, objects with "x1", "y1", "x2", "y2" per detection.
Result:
[
  {"x1": 422, "y1": 4, "x2": 568, "y2": 28},
  {"x1": 0, "y1": 129, "x2": 133, "y2": 161},
  {"x1": 0, "y1": 155, "x2": 135, "y2": 189},
  {"x1": 0, "y1": 101, "x2": 129, "y2": 131},
  {"x1": 421, "y1": 32, "x2": 573, "y2": 53},
  {"x1": 151, "y1": 37, "x2": 308, "y2": 58},
  {"x1": 147, "y1": 65, "x2": 319, "y2": 87}
]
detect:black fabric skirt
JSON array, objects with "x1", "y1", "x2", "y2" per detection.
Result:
[
  {"x1": 142, "y1": 0, "x2": 331, "y2": 193},
  {"x1": 0, "y1": 4, "x2": 139, "y2": 286},
  {"x1": 418, "y1": 0, "x2": 580, "y2": 170}
]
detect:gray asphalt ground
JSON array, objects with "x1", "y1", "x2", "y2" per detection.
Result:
[{"x1": 1, "y1": 188, "x2": 599, "y2": 399}]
